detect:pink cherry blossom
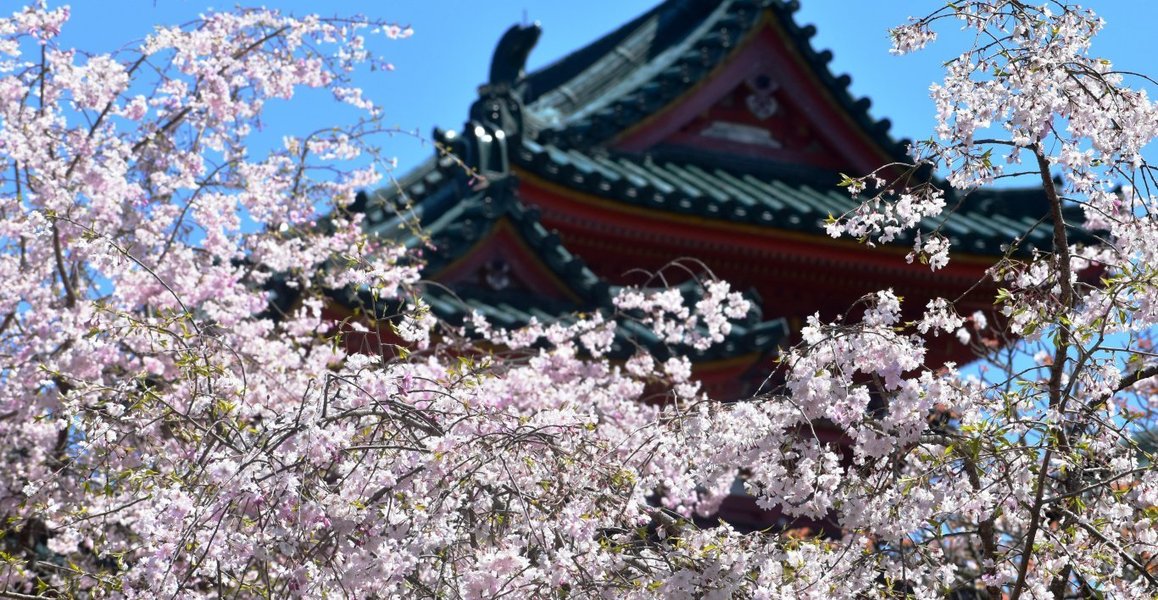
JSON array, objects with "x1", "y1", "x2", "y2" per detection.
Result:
[{"x1": 0, "y1": 2, "x2": 1156, "y2": 599}]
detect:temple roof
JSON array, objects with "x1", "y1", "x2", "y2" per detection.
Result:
[
  {"x1": 514, "y1": 141, "x2": 1070, "y2": 255},
  {"x1": 358, "y1": 0, "x2": 1074, "y2": 259},
  {"x1": 349, "y1": 0, "x2": 1088, "y2": 374},
  {"x1": 366, "y1": 137, "x2": 1064, "y2": 258},
  {"x1": 360, "y1": 174, "x2": 788, "y2": 363}
]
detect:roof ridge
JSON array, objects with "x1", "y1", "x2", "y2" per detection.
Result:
[
  {"x1": 529, "y1": 1, "x2": 734, "y2": 130},
  {"x1": 518, "y1": 0, "x2": 911, "y2": 164}
]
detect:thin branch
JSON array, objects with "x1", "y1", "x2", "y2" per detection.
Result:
[
  {"x1": 1115, "y1": 364, "x2": 1158, "y2": 394},
  {"x1": 1010, "y1": 148, "x2": 1076, "y2": 600},
  {"x1": 50, "y1": 219, "x2": 76, "y2": 308}
]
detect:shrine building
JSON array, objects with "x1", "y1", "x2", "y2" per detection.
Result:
[{"x1": 350, "y1": 0, "x2": 1064, "y2": 402}]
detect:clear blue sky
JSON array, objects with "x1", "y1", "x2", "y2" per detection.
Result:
[{"x1": 55, "y1": 1, "x2": 1158, "y2": 177}]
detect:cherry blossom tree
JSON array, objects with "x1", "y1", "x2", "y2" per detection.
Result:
[{"x1": 0, "y1": 1, "x2": 1156, "y2": 599}]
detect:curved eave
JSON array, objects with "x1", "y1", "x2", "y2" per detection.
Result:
[
  {"x1": 358, "y1": 154, "x2": 466, "y2": 239},
  {"x1": 515, "y1": 166, "x2": 1022, "y2": 276},
  {"x1": 513, "y1": 142, "x2": 1060, "y2": 259}
]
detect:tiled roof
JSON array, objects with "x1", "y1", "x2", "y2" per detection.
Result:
[
  {"x1": 366, "y1": 138, "x2": 1072, "y2": 258},
  {"x1": 350, "y1": 0, "x2": 1095, "y2": 359},
  {"x1": 514, "y1": 140, "x2": 1075, "y2": 255},
  {"x1": 359, "y1": 175, "x2": 788, "y2": 361},
  {"x1": 355, "y1": 0, "x2": 1082, "y2": 260}
]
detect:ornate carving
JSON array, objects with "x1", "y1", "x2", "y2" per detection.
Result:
[
  {"x1": 445, "y1": 23, "x2": 542, "y2": 180},
  {"x1": 483, "y1": 259, "x2": 512, "y2": 291},
  {"x1": 744, "y1": 74, "x2": 780, "y2": 120}
]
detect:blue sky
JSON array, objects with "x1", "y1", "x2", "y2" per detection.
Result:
[{"x1": 54, "y1": 1, "x2": 1158, "y2": 176}]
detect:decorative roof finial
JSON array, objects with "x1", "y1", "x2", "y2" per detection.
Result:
[{"x1": 488, "y1": 22, "x2": 541, "y2": 90}]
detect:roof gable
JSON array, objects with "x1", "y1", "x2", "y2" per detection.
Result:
[
  {"x1": 524, "y1": 0, "x2": 907, "y2": 174},
  {"x1": 430, "y1": 219, "x2": 584, "y2": 305},
  {"x1": 610, "y1": 20, "x2": 898, "y2": 175},
  {"x1": 364, "y1": 176, "x2": 607, "y2": 306},
  {"x1": 630, "y1": 66, "x2": 851, "y2": 171}
]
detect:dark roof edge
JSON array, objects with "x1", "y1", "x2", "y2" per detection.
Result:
[{"x1": 521, "y1": 2, "x2": 672, "y2": 106}]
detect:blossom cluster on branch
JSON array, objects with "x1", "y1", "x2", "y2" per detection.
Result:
[{"x1": 0, "y1": 2, "x2": 1156, "y2": 599}]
